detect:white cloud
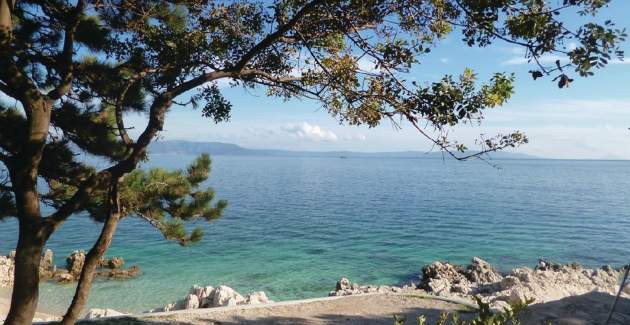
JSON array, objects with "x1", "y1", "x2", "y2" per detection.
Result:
[
  {"x1": 443, "y1": 98, "x2": 630, "y2": 159},
  {"x1": 501, "y1": 54, "x2": 567, "y2": 66},
  {"x1": 357, "y1": 57, "x2": 380, "y2": 73},
  {"x1": 281, "y1": 122, "x2": 338, "y2": 142},
  {"x1": 342, "y1": 134, "x2": 367, "y2": 141},
  {"x1": 439, "y1": 58, "x2": 449, "y2": 64}
]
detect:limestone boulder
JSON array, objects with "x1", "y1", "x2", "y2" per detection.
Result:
[
  {"x1": 107, "y1": 256, "x2": 125, "y2": 269},
  {"x1": 420, "y1": 261, "x2": 470, "y2": 295},
  {"x1": 84, "y1": 308, "x2": 126, "y2": 319},
  {"x1": 177, "y1": 294, "x2": 200, "y2": 310},
  {"x1": 465, "y1": 257, "x2": 503, "y2": 284},
  {"x1": 190, "y1": 285, "x2": 215, "y2": 307},
  {"x1": 212, "y1": 285, "x2": 244, "y2": 307},
  {"x1": 245, "y1": 291, "x2": 271, "y2": 305},
  {"x1": 0, "y1": 255, "x2": 15, "y2": 287},
  {"x1": 336, "y1": 277, "x2": 350, "y2": 291},
  {"x1": 66, "y1": 250, "x2": 86, "y2": 276}
]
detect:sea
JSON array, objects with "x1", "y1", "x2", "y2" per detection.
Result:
[{"x1": 1, "y1": 154, "x2": 629, "y2": 314}]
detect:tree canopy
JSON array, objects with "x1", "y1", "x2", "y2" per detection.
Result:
[{"x1": 0, "y1": 0, "x2": 625, "y2": 324}]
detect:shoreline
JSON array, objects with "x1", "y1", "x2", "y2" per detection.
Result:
[
  {"x1": 2, "y1": 257, "x2": 629, "y2": 324},
  {"x1": 0, "y1": 287, "x2": 60, "y2": 323}
]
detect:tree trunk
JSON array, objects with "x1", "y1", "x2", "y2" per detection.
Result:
[
  {"x1": 3, "y1": 220, "x2": 45, "y2": 325},
  {"x1": 4, "y1": 92, "x2": 54, "y2": 325},
  {"x1": 60, "y1": 179, "x2": 122, "y2": 325}
]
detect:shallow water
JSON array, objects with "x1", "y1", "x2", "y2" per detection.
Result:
[{"x1": 1, "y1": 155, "x2": 629, "y2": 313}]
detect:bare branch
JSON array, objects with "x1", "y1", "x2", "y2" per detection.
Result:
[{"x1": 406, "y1": 115, "x2": 518, "y2": 161}]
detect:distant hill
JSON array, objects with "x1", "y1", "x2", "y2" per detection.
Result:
[{"x1": 149, "y1": 140, "x2": 537, "y2": 160}]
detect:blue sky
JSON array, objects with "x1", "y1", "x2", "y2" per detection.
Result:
[{"x1": 126, "y1": 2, "x2": 629, "y2": 159}]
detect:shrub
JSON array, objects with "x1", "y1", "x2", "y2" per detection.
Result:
[{"x1": 394, "y1": 296, "x2": 535, "y2": 325}]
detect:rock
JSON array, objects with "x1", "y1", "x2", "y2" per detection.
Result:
[
  {"x1": 465, "y1": 257, "x2": 503, "y2": 284},
  {"x1": 190, "y1": 285, "x2": 215, "y2": 307},
  {"x1": 84, "y1": 308, "x2": 126, "y2": 319},
  {"x1": 212, "y1": 285, "x2": 244, "y2": 307},
  {"x1": 245, "y1": 291, "x2": 271, "y2": 304},
  {"x1": 177, "y1": 294, "x2": 200, "y2": 310},
  {"x1": 41, "y1": 249, "x2": 54, "y2": 269},
  {"x1": 98, "y1": 265, "x2": 141, "y2": 279},
  {"x1": 336, "y1": 277, "x2": 350, "y2": 291},
  {"x1": 157, "y1": 284, "x2": 274, "y2": 311},
  {"x1": 160, "y1": 303, "x2": 176, "y2": 312},
  {"x1": 107, "y1": 256, "x2": 125, "y2": 269},
  {"x1": 500, "y1": 276, "x2": 521, "y2": 290},
  {"x1": 39, "y1": 249, "x2": 57, "y2": 279},
  {"x1": 329, "y1": 277, "x2": 408, "y2": 297},
  {"x1": 55, "y1": 272, "x2": 75, "y2": 283},
  {"x1": 66, "y1": 250, "x2": 86, "y2": 276},
  {"x1": 0, "y1": 255, "x2": 15, "y2": 287},
  {"x1": 505, "y1": 288, "x2": 528, "y2": 304},
  {"x1": 420, "y1": 261, "x2": 469, "y2": 295}
]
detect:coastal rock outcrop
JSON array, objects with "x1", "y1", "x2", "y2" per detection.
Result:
[
  {"x1": 245, "y1": 291, "x2": 271, "y2": 305},
  {"x1": 154, "y1": 284, "x2": 273, "y2": 312},
  {"x1": 420, "y1": 257, "x2": 503, "y2": 296},
  {"x1": 0, "y1": 249, "x2": 140, "y2": 287},
  {"x1": 419, "y1": 257, "x2": 627, "y2": 309},
  {"x1": 67, "y1": 250, "x2": 86, "y2": 276},
  {"x1": 84, "y1": 308, "x2": 127, "y2": 319},
  {"x1": 328, "y1": 257, "x2": 628, "y2": 311},
  {"x1": 0, "y1": 254, "x2": 14, "y2": 287},
  {"x1": 329, "y1": 279, "x2": 409, "y2": 296}
]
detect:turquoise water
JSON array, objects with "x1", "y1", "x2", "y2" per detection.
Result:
[{"x1": 1, "y1": 155, "x2": 629, "y2": 313}]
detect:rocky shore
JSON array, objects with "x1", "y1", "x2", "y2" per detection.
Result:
[
  {"x1": 329, "y1": 257, "x2": 629, "y2": 310},
  {"x1": 132, "y1": 257, "x2": 628, "y2": 319},
  {"x1": 0, "y1": 249, "x2": 140, "y2": 287},
  {"x1": 2, "y1": 256, "x2": 629, "y2": 322}
]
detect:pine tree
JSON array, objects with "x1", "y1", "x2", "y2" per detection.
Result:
[
  {"x1": 59, "y1": 154, "x2": 226, "y2": 324},
  {"x1": 0, "y1": 1, "x2": 625, "y2": 324}
]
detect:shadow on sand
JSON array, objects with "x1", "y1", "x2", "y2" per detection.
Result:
[{"x1": 79, "y1": 291, "x2": 630, "y2": 325}]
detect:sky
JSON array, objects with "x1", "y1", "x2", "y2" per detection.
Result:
[{"x1": 125, "y1": 2, "x2": 629, "y2": 159}]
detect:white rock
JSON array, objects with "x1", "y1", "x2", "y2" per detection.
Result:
[
  {"x1": 245, "y1": 291, "x2": 271, "y2": 305},
  {"x1": 336, "y1": 277, "x2": 350, "y2": 291},
  {"x1": 190, "y1": 285, "x2": 215, "y2": 307},
  {"x1": 41, "y1": 249, "x2": 54, "y2": 269},
  {"x1": 161, "y1": 303, "x2": 176, "y2": 312},
  {"x1": 0, "y1": 255, "x2": 15, "y2": 287},
  {"x1": 84, "y1": 308, "x2": 126, "y2": 319},
  {"x1": 212, "y1": 285, "x2": 244, "y2": 307},
  {"x1": 178, "y1": 293, "x2": 200, "y2": 310}
]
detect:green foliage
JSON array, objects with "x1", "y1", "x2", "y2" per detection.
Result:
[
  {"x1": 0, "y1": 0, "x2": 622, "y2": 233},
  {"x1": 86, "y1": 154, "x2": 227, "y2": 246},
  {"x1": 393, "y1": 297, "x2": 535, "y2": 325},
  {"x1": 2, "y1": 0, "x2": 623, "y2": 185}
]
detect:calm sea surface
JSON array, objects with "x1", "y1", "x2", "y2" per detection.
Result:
[{"x1": 1, "y1": 155, "x2": 629, "y2": 313}]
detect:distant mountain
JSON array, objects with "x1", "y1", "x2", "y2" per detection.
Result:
[{"x1": 149, "y1": 140, "x2": 537, "y2": 160}]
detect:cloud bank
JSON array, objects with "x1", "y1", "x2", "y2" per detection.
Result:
[{"x1": 281, "y1": 122, "x2": 338, "y2": 142}]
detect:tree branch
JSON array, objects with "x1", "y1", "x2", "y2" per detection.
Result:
[
  {"x1": 42, "y1": 68, "x2": 238, "y2": 230},
  {"x1": 47, "y1": 0, "x2": 85, "y2": 100},
  {"x1": 231, "y1": 0, "x2": 324, "y2": 71},
  {"x1": 114, "y1": 68, "x2": 162, "y2": 147}
]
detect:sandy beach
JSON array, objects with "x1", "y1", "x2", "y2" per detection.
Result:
[
  {"x1": 2, "y1": 286, "x2": 630, "y2": 324},
  {"x1": 75, "y1": 292, "x2": 630, "y2": 324},
  {"x1": 0, "y1": 287, "x2": 60, "y2": 323},
  {"x1": 3, "y1": 257, "x2": 630, "y2": 324}
]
